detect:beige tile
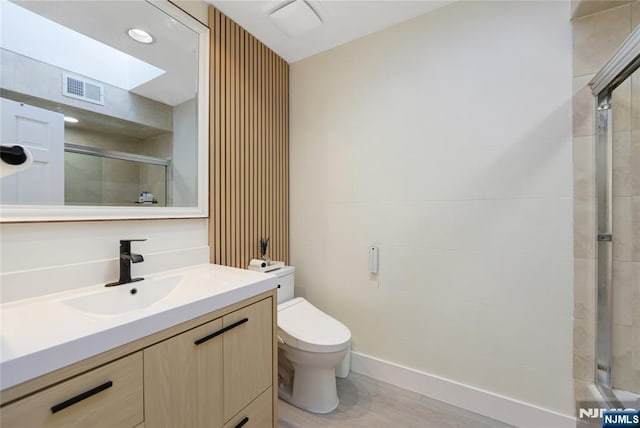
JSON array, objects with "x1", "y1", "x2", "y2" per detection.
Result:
[
  {"x1": 633, "y1": 262, "x2": 640, "y2": 325},
  {"x1": 612, "y1": 324, "x2": 633, "y2": 357},
  {"x1": 612, "y1": 261, "x2": 633, "y2": 325},
  {"x1": 574, "y1": 198, "x2": 597, "y2": 259},
  {"x1": 573, "y1": 0, "x2": 635, "y2": 19},
  {"x1": 573, "y1": 5, "x2": 632, "y2": 76},
  {"x1": 632, "y1": 132, "x2": 640, "y2": 196},
  {"x1": 574, "y1": 352, "x2": 595, "y2": 382},
  {"x1": 613, "y1": 131, "x2": 632, "y2": 196},
  {"x1": 633, "y1": 327, "x2": 640, "y2": 371},
  {"x1": 612, "y1": 355, "x2": 633, "y2": 391},
  {"x1": 574, "y1": 136, "x2": 595, "y2": 200},
  {"x1": 632, "y1": 68, "x2": 640, "y2": 131},
  {"x1": 633, "y1": 197, "x2": 640, "y2": 261},
  {"x1": 613, "y1": 196, "x2": 633, "y2": 261},
  {"x1": 612, "y1": 76, "x2": 632, "y2": 132},
  {"x1": 574, "y1": 315, "x2": 596, "y2": 360},
  {"x1": 634, "y1": 1, "x2": 640, "y2": 31},
  {"x1": 574, "y1": 257, "x2": 596, "y2": 321},
  {"x1": 573, "y1": 75, "x2": 597, "y2": 137},
  {"x1": 574, "y1": 379, "x2": 597, "y2": 403}
]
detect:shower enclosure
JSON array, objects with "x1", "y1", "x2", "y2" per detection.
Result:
[{"x1": 591, "y1": 27, "x2": 640, "y2": 407}]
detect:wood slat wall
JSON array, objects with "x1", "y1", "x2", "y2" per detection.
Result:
[{"x1": 209, "y1": 7, "x2": 289, "y2": 268}]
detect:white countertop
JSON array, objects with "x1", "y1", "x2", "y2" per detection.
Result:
[{"x1": 0, "y1": 263, "x2": 277, "y2": 390}]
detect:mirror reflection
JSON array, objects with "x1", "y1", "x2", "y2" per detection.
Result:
[{"x1": 0, "y1": 0, "x2": 200, "y2": 207}]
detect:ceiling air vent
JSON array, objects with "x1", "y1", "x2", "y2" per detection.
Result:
[
  {"x1": 270, "y1": 0, "x2": 323, "y2": 38},
  {"x1": 62, "y1": 73, "x2": 104, "y2": 105}
]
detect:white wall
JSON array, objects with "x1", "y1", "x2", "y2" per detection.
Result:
[
  {"x1": 0, "y1": 219, "x2": 209, "y2": 303},
  {"x1": 290, "y1": 0, "x2": 573, "y2": 417}
]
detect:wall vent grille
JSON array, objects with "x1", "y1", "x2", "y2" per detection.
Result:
[{"x1": 62, "y1": 73, "x2": 104, "y2": 105}]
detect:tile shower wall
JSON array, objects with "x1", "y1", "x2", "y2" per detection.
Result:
[
  {"x1": 64, "y1": 127, "x2": 144, "y2": 205},
  {"x1": 572, "y1": 1, "x2": 640, "y2": 401},
  {"x1": 290, "y1": 0, "x2": 573, "y2": 416},
  {"x1": 64, "y1": 127, "x2": 174, "y2": 206}
]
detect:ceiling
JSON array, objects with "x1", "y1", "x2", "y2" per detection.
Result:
[
  {"x1": 10, "y1": 0, "x2": 199, "y2": 107},
  {"x1": 207, "y1": 0, "x2": 455, "y2": 63}
]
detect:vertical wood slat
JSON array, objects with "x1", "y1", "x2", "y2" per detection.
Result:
[
  {"x1": 208, "y1": 6, "x2": 289, "y2": 268},
  {"x1": 211, "y1": 8, "x2": 220, "y2": 264},
  {"x1": 224, "y1": 15, "x2": 230, "y2": 266},
  {"x1": 239, "y1": 29, "x2": 245, "y2": 270}
]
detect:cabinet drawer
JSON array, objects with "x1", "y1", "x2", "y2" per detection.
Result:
[
  {"x1": 223, "y1": 387, "x2": 273, "y2": 428},
  {"x1": 1, "y1": 352, "x2": 143, "y2": 428}
]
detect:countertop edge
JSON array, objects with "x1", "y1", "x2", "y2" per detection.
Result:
[{"x1": 0, "y1": 273, "x2": 277, "y2": 391}]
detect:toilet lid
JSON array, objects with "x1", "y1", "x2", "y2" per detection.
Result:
[{"x1": 277, "y1": 298, "x2": 351, "y2": 353}]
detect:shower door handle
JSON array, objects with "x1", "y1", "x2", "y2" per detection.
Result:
[{"x1": 597, "y1": 233, "x2": 612, "y2": 241}]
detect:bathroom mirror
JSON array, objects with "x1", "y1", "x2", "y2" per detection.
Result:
[{"x1": 0, "y1": 0, "x2": 209, "y2": 222}]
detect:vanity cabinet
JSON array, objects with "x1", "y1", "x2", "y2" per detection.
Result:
[
  {"x1": 144, "y1": 318, "x2": 224, "y2": 427},
  {"x1": 223, "y1": 387, "x2": 273, "y2": 428},
  {"x1": 0, "y1": 352, "x2": 143, "y2": 428},
  {"x1": 0, "y1": 291, "x2": 277, "y2": 428},
  {"x1": 144, "y1": 297, "x2": 273, "y2": 427},
  {"x1": 223, "y1": 298, "x2": 273, "y2": 421}
]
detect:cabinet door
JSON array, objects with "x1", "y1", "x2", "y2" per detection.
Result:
[
  {"x1": 223, "y1": 297, "x2": 273, "y2": 421},
  {"x1": 144, "y1": 318, "x2": 223, "y2": 428},
  {"x1": 223, "y1": 387, "x2": 272, "y2": 428},
  {"x1": 0, "y1": 352, "x2": 143, "y2": 428}
]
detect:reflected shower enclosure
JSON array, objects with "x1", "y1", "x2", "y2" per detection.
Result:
[{"x1": 0, "y1": 0, "x2": 200, "y2": 208}]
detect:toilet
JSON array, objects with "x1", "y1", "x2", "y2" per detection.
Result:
[{"x1": 272, "y1": 266, "x2": 351, "y2": 414}]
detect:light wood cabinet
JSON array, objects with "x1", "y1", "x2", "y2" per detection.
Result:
[
  {"x1": 223, "y1": 297, "x2": 273, "y2": 421},
  {"x1": 145, "y1": 297, "x2": 274, "y2": 428},
  {"x1": 223, "y1": 387, "x2": 273, "y2": 428},
  {"x1": 1, "y1": 352, "x2": 143, "y2": 428},
  {"x1": 144, "y1": 318, "x2": 224, "y2": 428},
  {"x1": 0, "y1": 291, "x2": 277, "y2": 428}
]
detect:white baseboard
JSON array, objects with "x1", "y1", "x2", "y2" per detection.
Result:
[{"x1": 350, "y1": 351, "x2": 576, "y2": 428}]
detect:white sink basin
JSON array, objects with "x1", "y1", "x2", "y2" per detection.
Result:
[
  {"x1": 0, "y1": 263, "x2": 277, "y2": 391},
  {"x1": 63, "y1": 276, "x2": 181, "y2": 316}
]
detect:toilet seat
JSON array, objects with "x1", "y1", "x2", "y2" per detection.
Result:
[{"x1": 278, "y1": 298, "x2": 351, "y2": 353}]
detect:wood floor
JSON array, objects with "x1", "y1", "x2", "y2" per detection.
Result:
[{"x1": 278, "y1": 372, "x2": 515, "y2": 428}]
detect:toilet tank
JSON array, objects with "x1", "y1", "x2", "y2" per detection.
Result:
[{"x1": 271, "y1": 266, "x2": 295, "y2": 304}]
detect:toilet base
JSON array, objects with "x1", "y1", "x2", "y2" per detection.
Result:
[{"x1": 278, "y1": 344, "x2": 347, "y2": 414}]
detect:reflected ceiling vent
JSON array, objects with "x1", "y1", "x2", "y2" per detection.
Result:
[
  {"x1": 269, "y1": 0, "x2": 323, "y2": 38},
  {"x1": 62, "y1": 73, "x2": 104, "y2": 105}
]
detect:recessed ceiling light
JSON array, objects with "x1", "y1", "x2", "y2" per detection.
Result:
[
  {"x1": 128, "y1": 28, "x2": 154, "y2": 44},
  {"x1": 64, "y1": 116, "x2": 79, "y2": 123}
]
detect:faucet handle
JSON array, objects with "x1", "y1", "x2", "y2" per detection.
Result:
[{"x1": 119, "y1": 239, "x2": 146, "y2": 254}]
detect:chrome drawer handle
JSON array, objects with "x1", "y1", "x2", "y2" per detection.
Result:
[
  {"x1": 194, "y1": 318, "x2": 249, "y2": 346},
  {"x1": 51, "y1": 381, "x2": 113, "y2": 414}
]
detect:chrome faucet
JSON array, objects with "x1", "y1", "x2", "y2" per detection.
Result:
[{"x1": 106, "y1": 239, "x2": 146, "y2": 287}]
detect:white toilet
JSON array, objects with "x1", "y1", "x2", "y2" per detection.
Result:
[{"x1": 272, "y1": 266, "x2": 351, "y2": 414}]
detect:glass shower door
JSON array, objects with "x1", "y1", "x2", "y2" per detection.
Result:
[
  {"x1": 595, "y1": 60, "x2": 640, "y2": 406},
  {"x1": 609, "y1": 66, "x2": 639, "y2": 400}
]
